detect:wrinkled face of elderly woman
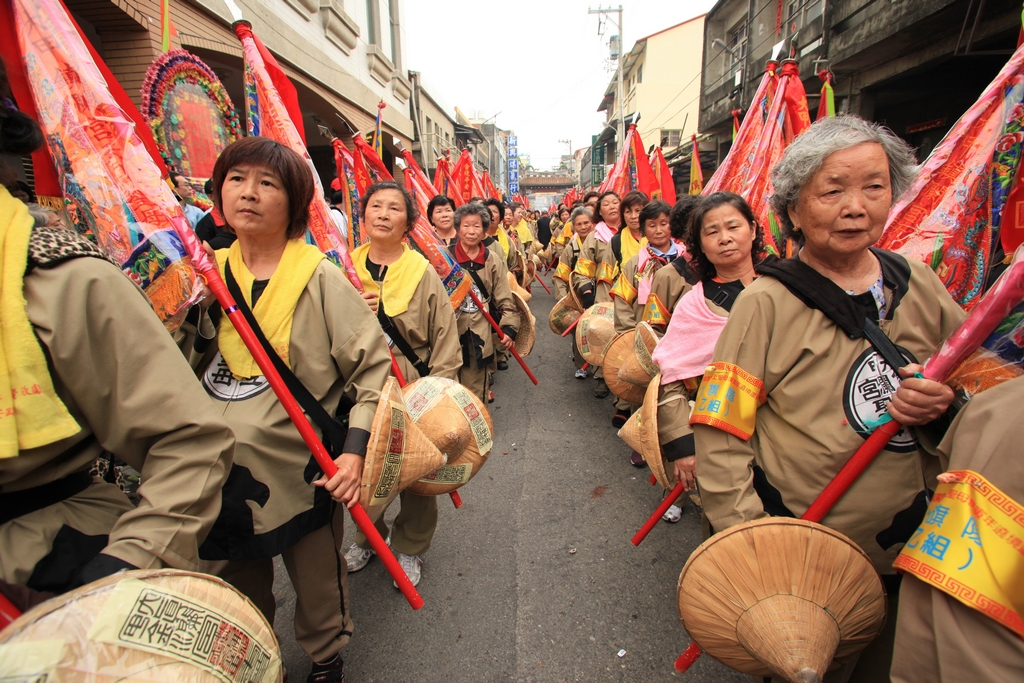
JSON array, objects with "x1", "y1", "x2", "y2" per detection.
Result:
[
  {"x1": 364, "y1": 188, "x2": 409, "y2": 245},
  {"x1": 788, "y1": 142, "x2": 892, "y2": 261}
]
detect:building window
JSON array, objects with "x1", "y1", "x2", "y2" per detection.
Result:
[
  {"x1": 637, "y1": 64, "x2": 642, "y2": 84},
  {"x1": 660, "y1": 129, "x2": 682, "y2": 148}
]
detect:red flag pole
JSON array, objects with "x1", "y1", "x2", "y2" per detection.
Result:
[
  {"x1": 466, "y1": 290, "x2": 538, "y2": 385},
  {"x1": 631, "y1": 483, "x2": 684, "y2": 546},
  {"x1": 0, "y1": 590, "x2": 21, "y2": 629},
  {"x1": 561, "y1": 317, "x2": 580, "y2": 337},
  {"x1": 174, "y1": 218, "x2": 424, "y2": 610},
  {"x1": 535, "y1": 274, "x2": 552, "y2": 295}
]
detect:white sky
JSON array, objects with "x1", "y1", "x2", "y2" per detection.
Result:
[{"x1": 402, "y1": 0, "x2": 718, "y2": 171}]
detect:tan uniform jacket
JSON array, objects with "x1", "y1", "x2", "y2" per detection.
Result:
[
  {"x1": 693, "y1": 252, "x2": 965, "y2": 574},
  {"x1": 554, "y1": 235, "x2": 581, "y2": 301},
  {"x1": 377, "y1": 266, "x2": 461, "y2": 383},
  {"x1": 453, "y1": 247, "x2": 519, "y2": 363},
  {"x1": 657, "y1": 290, "x2": 733, "y2": 460},
  {"x1": 4, "y1": 250, "x2": 234, "y2": 577},
  {"x1": 572, "y1": 232, "x2": 617, "y2": 303},
  {"x1": 196, "y1": 260, "x2": 392, "y2": 560},
  {"x1": 647, "y1": 259, "x2": 697, "y2": 335},
  {"x1": 891, "y1": 375, "x2": 1024, "y2": 682}
]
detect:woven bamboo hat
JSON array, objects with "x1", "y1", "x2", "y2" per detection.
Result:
[
  {"x1": 618, "y1": 322, "x2": 660, "y2": 387},
  {"x1": 617, "y1": 372, "x2": 672, "y2": 488},
  {"x1": 548, "y1": 287, "x2": 583, "y2": 335},
  {"x1": 0, "y1": 569, "x2": 283, "y2": 682},
  {"x1": 511, "y1": 290, "x2": 536, "y2": 356},
  {"x1": 575, "y1": 302, "x2": 617, "y2": 365},
  {"x1": 518, "y1": 251, "x2": 534, "y2": 287},
  {"x1": 603, "y1": 330, "x2": 646, "y2": 404},
  {"x1": 402, "y1": 377, "x2": 494, "y2": 497},
  {"x1": 508, "y1": 271, "x2": 532, "y2": 302},
  {"x1": 677, "y1": 518, "x2": 887, "y2": 682},
  {"x1": 360, "y1": 377, "x2": 446, "y2": 520}
]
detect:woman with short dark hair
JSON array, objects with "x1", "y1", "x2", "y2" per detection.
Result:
[
  {"x1": 195, "y1": 137, "x2": 394, "y2": 683},
  {"x1": 427, "y1": 194, "x2": 457, "y2": 247},
  {"x1": 344, "y1": 181, "x2": 460, "y2": 588}
]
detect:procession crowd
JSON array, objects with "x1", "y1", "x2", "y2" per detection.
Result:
[{"x1": 1, "y1": 52, "x2": 1023, "y2": 683}]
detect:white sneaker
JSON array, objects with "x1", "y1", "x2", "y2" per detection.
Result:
[
  {"x1": 344, "y1": 543, "x2": 375, "y2": 572},
  {"x1": 574, "y1": 368, "x2": 588, "y2": 379},
  {"x1": 662, "y1": 504, "x2": 683, "y2": 523},
  {"x1": 393, "y1": 552, "x2": 422, "y2": 588}
]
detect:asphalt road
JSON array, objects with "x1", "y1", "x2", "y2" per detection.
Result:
[{"x1": 271, "y1": 275, "x2": 747, "y2": 683}]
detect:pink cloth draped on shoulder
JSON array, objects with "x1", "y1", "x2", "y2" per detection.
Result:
[
  {"x1": 637, "y1": 240, "x2": 685, "y2": 305},
  {"x1": 652, "y1": 281, "x2": 729, "y2": 385},
  {"x1": 593, "y1": 221, "x2": 615, "y2": 243}
]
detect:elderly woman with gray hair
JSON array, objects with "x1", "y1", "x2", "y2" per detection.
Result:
[{"x1": 690, "y1": 115, "x2": 965, "y2": 681}]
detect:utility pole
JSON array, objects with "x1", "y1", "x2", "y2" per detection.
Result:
[
  {"x1": 589, "y1": 5, "x2": 625, "y2": 154},
  {"x1": 558, "y1": 138, "x2": 573, "y2": 175}
]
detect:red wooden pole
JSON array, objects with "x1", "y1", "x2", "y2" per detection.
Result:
[
  {"x1": 632, "y1": 482, "x2": 684, "y2": 546},
  {"x1": 467, "y1": 289, "x2": 538, "y2": 385},
  {"x1": 535, "y1": 275, "x2": 552, "y2": 295},
  {"x1": 174, "y1": 219, "x2": 423, "y2": 610},
  {"x1": 561, "y1": 316, "x2": 580, "y2": 337},
  {"x1": 0, "y1": 591, "x2": 21, "y2": 630}
]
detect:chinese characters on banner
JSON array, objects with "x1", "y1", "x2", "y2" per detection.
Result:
[{"x1": 508, "y1": 134, "x2": 519, "y2": 195}]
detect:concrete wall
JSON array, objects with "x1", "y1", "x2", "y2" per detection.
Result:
[{"x1": 633, "y1": 16, "x2": 705, "y2": 150}]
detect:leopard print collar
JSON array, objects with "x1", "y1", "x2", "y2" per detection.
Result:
[{"x1": 27, "y1": 225, "x2": 118, "y2": 272}]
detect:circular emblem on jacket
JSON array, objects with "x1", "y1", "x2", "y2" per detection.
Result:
[
  {"x1": 842, "y1": 346, "x2": 919, "y2": 453},
  {"x1": 202, "y1": 352, "x2": 272, "y2": 401}
]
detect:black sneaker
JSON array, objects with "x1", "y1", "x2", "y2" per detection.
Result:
[
  {"x1": 497, "y1": 361, "x2": 509, "y2": 371},
  {"x1": 307, "y1": 654, "x2": 345, "y2": 683},
  {"x1": 611, "y1": 409, "x2": 630, "y2": 428},
  {"x1": 594, "y1": 379, "x2": 610, "y2": 398}
]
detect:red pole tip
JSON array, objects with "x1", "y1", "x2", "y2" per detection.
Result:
[
  {"x1": 673, "y1": 642, "x2": 703, "y2": 672},
  {"x1": 449, "y1": 491, "x2": 463, "y2": 508}
]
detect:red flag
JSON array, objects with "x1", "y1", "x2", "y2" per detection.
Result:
[
  {"x1": 650, "y1": 147, "x2": 677, "y2": 204},
  {"x1": 0, "y1": 0, "x2": 170, "y2": 203},
  {"x1": 780, "y1": 60, "x2": 811, "y2": 141},
  {"x1": 451, "y1": 149, "x2": 486, "y2": 201},
  {"x1": 600, "y1": 125, "x2": 657, "y2": 198},
  {"x1": 241, "y1": 24, "x2": 306, "y2": 146},
  {"x1": 433, "y1": 155, "x2": 464, "y2": 206},
  {"x1": 482, "y1": 171, "x2": 501, "y2": 200},
  {"x1": 816, "y1": 71, "x2": 836, "y2": 121}
]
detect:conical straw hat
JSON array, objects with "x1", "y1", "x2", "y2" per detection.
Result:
[
  {"x1": 548, "y1": 291, "x2": 583, "y2": 335},
  {"x1": 603, "y1": 330, "x2": 646, "y2": 404},
  {"x1": 618, "y1": 410, "x2": 643, "y2": 453},
  {"x1": 677, "y1": 518, "x2": 887, "y2": 681},
  {"x1": 640, "y1": 373, "x2": 674, "y2": 489},
  {"x1": 574, "y1": 302, "x2": 616, "y2": 365},
  {"x1": 0, "y1": 569, "x2": 283, "y2": 682},
  {"x1": 508, "y1": 271, "x2": 532, "y2": 302},
  {"x1": 402, "y1": 377, "x2": 494, "y2": 497},
  {"x1": 511, "y1": 290, "x2": 536, "y2": 356},
  {"x1": 360, "y1": 377, "x2": 446, "y2": 520},
  {"x1": 618, "y1": 322, "x2": 660, "y2": 387},
  {"x1": 518, "y1": 251, "x2": 534, "y2": 287}
]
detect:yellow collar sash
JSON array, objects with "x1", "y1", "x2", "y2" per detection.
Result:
[
  {"x1": 352, "y1": 242, "x2": 428, "y2": 317},
  {"x1": 216, "y1": 238, "x2": 325, "y2": 378},
  {"x1": 0, "y1": 189, "x2": 78, "y2": 457},
  {"x1": 620, "y1": 228, "x2": 647, "y2": 266}
]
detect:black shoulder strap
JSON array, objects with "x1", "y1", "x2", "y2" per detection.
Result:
[
  {"x1": 671, "y1": 255, "x2": 699, "y2": 285},
  {"x1": 376, "y1": 302, "x2": 431, "y2": 378},
  {"x1": 703, "y1": 279, "x2": 745, "y2": 312},
  {"x1": 754, "y1": 253, "x2": 910, "y2": 370},
  {"x1": 611, "y1": 232, "x2": 622, "y2": 265},
  {"x1": 223, "y1": 262, "x2": 350, "y2": 457}
]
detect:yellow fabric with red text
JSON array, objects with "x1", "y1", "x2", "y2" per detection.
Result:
[
  {"x1": 610, "y1": 272, "x2": 638, "y2": 304},
  {"x1": 688, "y1": 361, "x2": 766, "y2": 440},
  {"x1": 574, "y1": 257, "x2": 597, "y2": 279},
  {"x1": 597, "y1": 261, "x2": 618, "y2": 285},
  {"x1": 894, "y1": 470, "x2": 1024, "y2": 637}
]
